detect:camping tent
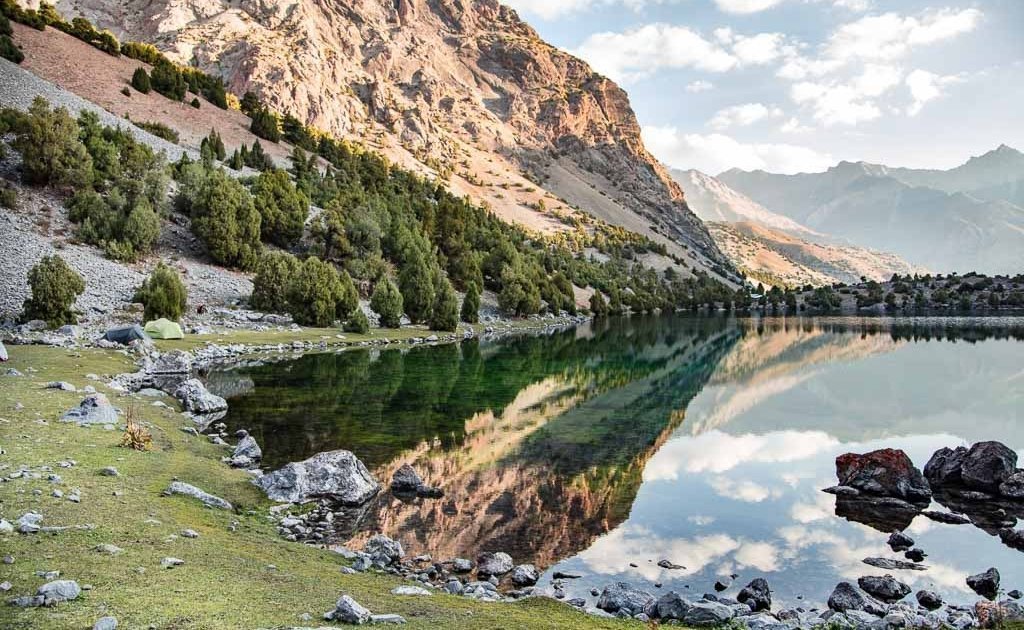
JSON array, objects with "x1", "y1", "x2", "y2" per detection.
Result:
[
  {"x1": 144, "y1": 318, "x2": 184, "y2": 340},
  {"x1": 102, "y1": 324, "x2": 151, "y2": 345}
]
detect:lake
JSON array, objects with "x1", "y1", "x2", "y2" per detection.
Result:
[{"x1": 210, "y1": 315, "x2": 1024, "y2": 609}]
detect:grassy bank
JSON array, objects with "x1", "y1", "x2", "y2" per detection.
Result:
[{"x1": 0, "y1": 344, "x2": 632, "y2": 629}]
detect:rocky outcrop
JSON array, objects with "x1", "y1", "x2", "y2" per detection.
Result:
[
  {"x1": 833, "y1": 449, "x2": 931, "y2": 503},
  {"x1": 150, "y1": 350, "x2": 193, "y2": 374},
  {"x1": 255, "y1": 450, "x2": 380, "y2": 504},
  {"x1": 173, "y1": 379, "x2": 227, "y2": 415},
  {"x1": 475, "y1": 551, "x2": 513, "y2": 578},
  {"x1": 924, "y1": 441, "x2": 1022, "y2": 499},
  {"x1": 228, "y1": 433, "x2": 262, "y2": 468}
]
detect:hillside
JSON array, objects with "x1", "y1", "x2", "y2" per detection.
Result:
[
  {"x1": 719, "y1": 151, "x2": 1024, "y2": 275},
  {"x1": 675, "y1": 169, "x2": 919, "y2": 287},
  {"x1": 31, "y1": 0, "x2": 733, "y2": 281}
]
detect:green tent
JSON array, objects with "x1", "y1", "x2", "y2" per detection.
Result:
[{"x1": 144, "y1": 318, "x2": 184, "y2": 340}]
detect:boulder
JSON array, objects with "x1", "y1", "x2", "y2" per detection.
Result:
[
  {"x1": 961, "y1": 442, "x2": 1017, "y2": 491},
  {"x1": 364, "y1": 535, "x2": 404, "y2": 566},
  {"x1": 390, "y1": 585, "x2": 430, "y2": 596},
  {"x1": 451, "y1": 558, "x2": 473, "y2": 573},
  {"x1": 0, "y1": 341, "x2": 7, "y2": 362},
  {"x1": 924, "y1": 446, "x2": 968, "y2": 485},
  {"x1": 229, "y1": 435, "x2": 262, "y2": 468},
  {"x1": 510, "y1": 564, "x2": 538, "y2": 586},
  {"x1": 681, "y1": 600, "x2": 736, "y2": 626},
  {"x1": 737, "y1": 578, "x2": 772, "y2": 612},
  {"x1": 999, "y1": 471, "x2": 1024, "y2": 499},
  {"x1": 93, "y1": 617, "x2": 118, "y2": 630},
  {"x1": 476, "y1": 551, "x2": 513, "y2": 577},
  {"x1": 173, "y1": 379, "x2": 227, "y2": 415},
  {"x1": 150, "y1": 350, "x2": 193, "y2": 374},
  {"x1": 862, "y1": 557, "x2": 927, "y2": 571},
  {"x1": 390, "y1": 464, "x2": 424, "y2": 493},
  {"x1": 857, "y1": 575, "x2": 910, "y2": 602},
  {"x1": 324, "y1": 594, "x2": 371, "y2": 624},
  {"x1": 887, "y1": 531, "x2": 914, "y2": 552},
  {"x1": 38, "y1": 579, "x2": 81, "y2": 605},
  {"x1": 916, "y1": 590, "x2": 943, "y2": 611},
  {"x1": 255, "y1": 450, "x2": 380, "y2": 504},
  {"x1": 835, "y1": 449, "x2": 931, "y2": 503},
  {"x1": 596, "y1": 582, "x2": 655, "y2": 616},
  {"x1": 967, "y1": 568, "x2": 1000, "y2": 600},
  {"x1": 166, "y1": 481, "x2": 233, "y2": 510},
  {"x1": 60, "y1": 394, "x2": 119, "y2": 426},
  {"x1": 827, "y1": 582, "x2": 887, "y2": 616},
  {"x1": 656, "y1": 591, "x2": 692, "y2": 620},
  {"x1": 999, "y1": 527, "x2": 1024, "y2": 551}
]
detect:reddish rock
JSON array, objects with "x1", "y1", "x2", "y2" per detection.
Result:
[{"x1": 835, "y1": 449, "x2": 931, "y2": 503}]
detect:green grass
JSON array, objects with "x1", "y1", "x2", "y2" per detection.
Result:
[{"x1": 0, "y1": 345, "x2": 636, "y2": 629}]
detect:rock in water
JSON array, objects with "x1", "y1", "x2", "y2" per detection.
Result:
[
  {"x1": 390, "y1": 464, "x2": 424, "y2": 493},
  {"x1": 961, "y1": 442, "x2": 1018, "y2": 491},
  {"x1": 916, "y1": 590, "x2": 943, "y2": 610},
  {"x1": 827, "y1": 582, "x2": 887, "y2": 616},
  {"x1": 737, "y1": 578, "x2": 772, "y2": 612},
  {"x1": 857, "y1": 575, "x2": 910, "y2": 602},
  {"x1": 324, "y1": 594, "x2": 371, "y2": 624},
  {"x1": 475, "y1": 551, "x2": 513, "y2": 577},
  {"x1": 862, "y1": 557, "x2": 927, "y2": 571},
  {"x1": 924, "y1": 446, "x2": 968, "y2": 485},
  {"x1": 596, "y1": 582, "x2": 655, "y2": 616},
  {"x1": 230, "y1": 435, "x2": 262, "y2": 468},
  {"x1": 173, "y1": 379, "x2": 227, "y2": 414},
  {"x1": 151, "y1": 350, "x2": 193, "y2": 374},
  {"x1": 364, "y1": 535, "x2": 404, "y2": 566},
  {"x1": 999, "y1": 471, "x2": 1024, "y2": 499},
  {"x1": 166, "y1": 481, "x2": 233, "y2": 510},
  {"x1": 887, "y1": 531, "x2": 914, "y2": 552},
  {"x1": 999, "y1": 528, "x2": 1024, "y2": 551},
  {"x1": 255, "y1": 450, "x2": 380, "y2": 504},
  {"x1": 967, "y1": 568, "x2": 1000, "y2": 600},
  {"x1": 510, "y1": 564, "x2": 538, "y2": 586},
  {"x1": 60, "y1": 394, "x2": 119, "y2": 426},
  {"x1": 835, "y1": 449, "x2": 931, "y2": 503}
]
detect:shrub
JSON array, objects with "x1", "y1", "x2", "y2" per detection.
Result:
[
  {"x1": 343, "y1": 308, "x2": 369, "y2": 334},
  {"x1": 460, "y1": 281, "x2": 480, "y2": 323},
  {"x1": 68, "y1": 189, "x2": 161, "y2": 261},
  {"x1": 498, "y1": 263, "x2": 541, "y2": 316},
  {"x1": 134, "y1": 262, "x2": 187, "y2": 321},
  {"x1": 11, "y1": 97, "x2": 92, "y2": 188},
  {"x1": 429, "y1": 275, "x2": 458, "y2": 332},
  {"x1": 398, "y1": 250, "x2": 435, "y2": 324},
  {"x1": 200, "y1": 129, "x2": 226, "y2": 161},
  {"x1": 0, "y1": 33, "x2": 22, "y2": 64},
  {"x1": 251, "y1": 169, "x2": 309, "y2": 248},
  {"x1": 150, "y1": 60, "x2": 186, "y2": 101},
  {"x1": 190, "y1": 97, "x2": 200, "y2": 109},
  {"x1": 589, "y1": 291, "x2": 608, "y2": 317},
  {"x1": 250, "y1": 251, "x2": 300, "y2": 313},
  {"x1": 133, "y1": 120, "x2": 178, "y2": 144},
  {"x1": 250, "y1": 106, "x2": 281, "y2": 142},
  {"x1": 371, "y1": 277, "x2": 403, "y2": 328},
  {"x1": 188, "y1": 168, "x2": 262, "y2": 270},
  {"x1": 120, "y1": 86, "x2": 131, "y2": 97},
  {"x1": 21, "y1": 255, "x2": 85, "y2": 328},
  {"x1": 0, "y1": 182, "x2": 16, "y2": 209},
  {"x1": 286, "y1": 256, "x2": 344, "y2": 327}
]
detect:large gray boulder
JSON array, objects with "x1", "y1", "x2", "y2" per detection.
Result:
[
  {"x1": 999, "y1": 471, "x2": 1024, "y2": 499},
  {"x1": 255, "y1": 450, "x2": 380, "y2": 504},
  {"x1": 60, "y1": 393, "x2": 119, "y2": 426},
  {"x1": 596, "y1": 582, "x2": 655, "y2": 616},
  {"x1": 173, "y1": 379, "x2": 227, "y2": 415},
  {"x1": 681, "y1": 600, "x2": 736, "y2": 626},
  {"x1": 324, "y1": 594, "x2": 371, "y2": 624},
  {"x1": 967, "y1": 568, "x2": 1000, "y2": 600},
  {"x1": 229, "y1": 434, "x2": 262, "y2": 468},
  {"x1": 151, "y1": 350, "x2": 193, "y2": 374},
  {"x1": 475, "y1": 551, "x2": 513, "y2": 577},
  {"x1": 510, "y1": 564, "x2": 538, "y2": 586},
  {"x1": 857, "y1": 575, "x2": 910, "y2": 602},
  {"x1": 166, "y1": 481, "x2": 233, "y2": 510},
  {"x1": 656, "y1": 591, "x2": 692, "y2": 620},
  {"x1": 390, "y1": 464, "x2": 424, "y2": 493},
  {"x1": 364, "y1": 535, "x2": 404, "y2": 566},
  {"x1": 828, "y1": 582, "x2": 887, "y2": 616},
  {"x1": 924, "y1": 446, "x2": 968, "y2": 485},
  {"x1": 916, "y1": 590, "x2": 943, "y2": 610},
  {"x1": 961, "y1": 442, "x2": 1017, "y2": 491}
]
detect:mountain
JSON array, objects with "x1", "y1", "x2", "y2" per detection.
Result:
[
  {"x1": 674, "y1": 169, "x2": 920, "y2": 286},
  {"x1": 718, "y1": 149, "x2": 1024, "y2": 275},
  {"x1": 40, "y1": 0, "x2": 731, "y2": 279}
]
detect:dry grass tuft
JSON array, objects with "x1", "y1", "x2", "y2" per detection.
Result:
[{"x1": 120, "y1": 404, "x2": 153, "y2": 451}]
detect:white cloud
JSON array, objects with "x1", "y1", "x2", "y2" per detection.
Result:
[
  {"x1": 732, "y1": 32, "x2": 788, "y2": 66},
  {"x1": 715, "y1": 0, "x2": 784, "y2": 14},
  {"x1": 790, "y1": 81, "x2": 882, "y2": 126},
  {"x1": 780, "y1": 117, "x2": 812, "y2": 133},
  {"x1": 709, "y1": 103, "x2": 784, "y2": 130},
  {"x1": 685, "y1": 80, "x2": 715, "y2": 93},
  {"x1": 831, "y1": 0, "x2": 872, "y2": 10},
  {"x1": 642, "y1": 126, "x2": 835, "y2": 175},
  {"x1": 905, "y1": 69, "x2": 962, "y2": 116},
  {"x1": 572, "y1": 24, "x2": 738, "y2": 82},
  {"x1": 709, "y1": 476, "x2": 783, "y2": 502},
  {"x1": 824, "y1": 8, "x2": 982, "y2": 62}
]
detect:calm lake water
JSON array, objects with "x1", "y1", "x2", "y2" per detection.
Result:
[{"x1": 211, "y1": 315, "x2": 1024, "y2": 609}]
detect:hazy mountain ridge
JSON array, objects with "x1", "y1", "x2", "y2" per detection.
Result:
[
  {"x1": 718, "y1": 146, "x2": 1024, "y2": 275},
  {"x1": 32, "y1": 0, "x2": 731, "y2": 278},
  {"x1": 674, "y1": 169, "x2": 920, "y2": 287}
]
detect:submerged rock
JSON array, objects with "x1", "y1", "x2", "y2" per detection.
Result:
[
  {"x1": 967, "y1": 568, "x2": 1000, "y2": 600},
  {"x1": 737, "y1": 578, "x2": 772, "y2": 612},
  {"x1": 255, "y1": 450, "x2": 379, "y2": 504},
  {"x1": 835, "y1": 449, "x2": 931, "y2": 503},
  {"x1": 857, "y1": 575, "x2": 910, "y2": 602},
  {"x1": 60, "y1": 394, "x2": 119, "y2": 426},
  {"x1": 862, "y1": 557, "x2": 927, "y2": 571},
  {"x1": 887, "y1": 531, "x2": 914, "y2": 552}
]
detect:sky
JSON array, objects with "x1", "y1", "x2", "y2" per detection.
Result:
[{"x1": 501, "y1": 0, "x2": 1024, "y2": 174}]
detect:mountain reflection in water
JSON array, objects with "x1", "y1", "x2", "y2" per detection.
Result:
[{"x1": 213, "y1": 315, "x2": 1024, "y2": 609}]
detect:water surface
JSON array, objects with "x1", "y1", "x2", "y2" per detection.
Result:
[{"x1": 212, "y1": 315, "x2": 1024, "y2": 609}]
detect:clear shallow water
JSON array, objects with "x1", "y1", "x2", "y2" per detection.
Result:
[{"x1": 212, "y1": 316, "x2": 1024, "y2": 609}]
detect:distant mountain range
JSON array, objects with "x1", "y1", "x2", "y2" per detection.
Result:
[
  {"x1": 714, "y1": 145, "x2": 1024, "y2": 275},
  {"x1": 673, "y1": 168, "x2": 922, "y2": 287}
]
